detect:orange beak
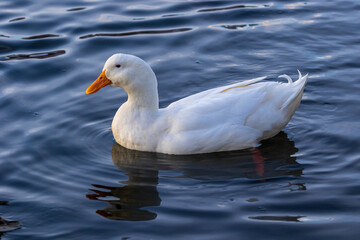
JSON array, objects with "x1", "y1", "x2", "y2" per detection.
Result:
[{"x1": 86, "y1": 71, "x2": 112, "y2": 94}]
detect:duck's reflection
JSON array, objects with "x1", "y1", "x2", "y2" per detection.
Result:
[
  {"x1": 87, "y1": 132, "x2": 303, "y2": 221},
  {"x1": 86, "y1": 166, "x2": 161, "y2": 221}
]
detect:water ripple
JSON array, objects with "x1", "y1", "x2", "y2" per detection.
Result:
[
  {"x1": 249, "y1": 215, "x2": 305, "y2": 222},
  {"x1": 198, "y1": 4, "x2": 270, "y2": 13},
  {"x1": 77, "y1": 119, "x2": 113, "y2": 160},
  {"x1": 79, "y1": 27, "x2": 192, "y2": 39},
  {"x1": 8, "y1": 17, "x2": 25, "y2": 22},
  {"x1": 0, "y1": 33, "x2": 60, "y2": 40},
  {"x1": 219, "y1": 23, "x2": 259, "y2": 30},
  {"x1": 22, "y1": 34, "x2": 60, "y2": 40},
  {"x1": 0, "y1": 50, "x2": 65, "y2": 61},
  {"x1": 66, "y1": 7, "x2": 86, "y2": 12}
]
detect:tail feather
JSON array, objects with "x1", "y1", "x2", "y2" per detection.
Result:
[
  {"x1": 261, "y1": 71, "x2": 308, "y2": 140},
  {"x1": 278, "y1": 74, "x2": 293, "y2": 83},
  {"x1": 281, "y1": 71, "x2": 308, "y2": 112}
]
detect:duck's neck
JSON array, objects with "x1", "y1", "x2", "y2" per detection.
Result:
[{"x1": 123, "y1": 79, "x2": 159, "y2": 111}]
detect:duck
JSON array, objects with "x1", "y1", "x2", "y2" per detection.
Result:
[{"x1": 86, "y1": 53, "x2": 307, "y2": 155}]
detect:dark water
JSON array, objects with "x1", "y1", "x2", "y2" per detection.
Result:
[{"x1": 1, "y1": 0, "x2": 360, "y2": 239}]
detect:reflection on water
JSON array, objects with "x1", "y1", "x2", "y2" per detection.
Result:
[
  {"x1": 66, "y1": 7, "x2": 85, "y2": 12},
  {"x1": 79, "y1": 28, "x2": 192, "y2": 39},
  {"x1": 0, "y1": 201, "x2": 21, "y2": 237},
  {"x1": 197, "y1": 4, "x2": 270, "y2": 13},
  {"x1": 86, "y1": 171, "x2": 161, "y2": 221},
  {"x1": 0, "y1": 217, "x2": 21, "y2": 236},
  {"x1": 87, "y1": 132, "x2": 303, "y2": 221},
  {"x1": 0, "y1": 50, "x2": 66, "y2": 61},
  {"x1": 249, "y1": 215, "x2": 304, "y2": 222}
]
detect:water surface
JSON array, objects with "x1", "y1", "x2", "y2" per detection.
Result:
[{"x1": 1, "y1": 0, "x2": 360, "y2": 239}]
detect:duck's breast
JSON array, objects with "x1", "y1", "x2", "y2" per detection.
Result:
[{"x1": 112, "y1": 104, "x2": 161, "y2": 152}]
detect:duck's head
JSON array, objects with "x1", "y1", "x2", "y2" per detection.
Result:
[{"x1": 86, "y1": 53, "x2": 156, "y2": 95}]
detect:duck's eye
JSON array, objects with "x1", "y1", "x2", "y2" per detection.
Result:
[{"x1": 115, "y1": 64, "x2": 121, "y2": 68}]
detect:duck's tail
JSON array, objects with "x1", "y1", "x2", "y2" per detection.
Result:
[
  {"x1": 257, "y1": 71, "x2": 308, "y2": 141},
  {"x1": 279, "y1": 70, "x2": 308, "y2": 118}
]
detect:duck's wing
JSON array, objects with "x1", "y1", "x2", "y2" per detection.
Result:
[
  {"x1": 158, "y1": 73, "x2": 307, "y2": 154},
  {"x1": 167, "y1": 76, "x2": 267, "y2": 109}
]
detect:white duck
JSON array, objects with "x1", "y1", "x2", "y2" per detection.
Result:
[{"x1": 86, "y1": 54, "x2": 307, "y2": 155}]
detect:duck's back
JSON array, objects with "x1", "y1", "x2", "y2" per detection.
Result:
[{"x1": 156, "y1": 74, "x2": 307, "y2": 154}]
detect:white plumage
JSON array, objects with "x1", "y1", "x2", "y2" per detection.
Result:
[{"x1": 86, "y1": 54, "x2": 307, "y2": 155}]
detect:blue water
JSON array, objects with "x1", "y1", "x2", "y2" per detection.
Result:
[{"x1": 1, "y1": 0, "x2": 360, "y2": 239}]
